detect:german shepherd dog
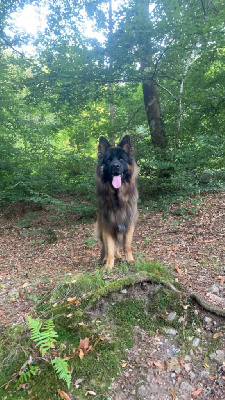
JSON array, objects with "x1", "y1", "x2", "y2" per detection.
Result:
[{"x1": 96, "y1": 135, "x2": 138, "y2": 269}]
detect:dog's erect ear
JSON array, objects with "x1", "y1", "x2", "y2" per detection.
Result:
[
  {"x1": 117, "y1": 135, "x2": 133, "y2": 156},
  {"x1": 98, "y1": 136, "x2": 111, "y2": 158}
]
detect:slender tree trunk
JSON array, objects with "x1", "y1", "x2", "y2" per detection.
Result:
[
  {"x1": 176, "y1": 50, "x2": 195, "y2": 149},
  {"x1": 108, "y1": 0, "x2": 115, "y2": 145},
  {"x1": 135, "y1": 0, "x2": 167, "y2": 149},
  {"x1": 142, "y1": 81, "x2": 167, "y2": 149}
]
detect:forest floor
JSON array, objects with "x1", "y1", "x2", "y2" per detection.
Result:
[{"x1": 0, "y1": 191, "x2": 224, "y2": 400}]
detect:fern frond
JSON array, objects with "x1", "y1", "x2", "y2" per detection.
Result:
[
  {"x1": 16, "y1": 365, "x2": 39, "y2": 387},
  {"x1": 51, "y1": 357, "x2": 72, "y2": 389},
  {"x1": 28, "y1": 316, "x2": 58, "y2": 356}
]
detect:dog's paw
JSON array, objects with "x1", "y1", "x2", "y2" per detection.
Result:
[{"x1": 126, "y1": 253, "x2": 135, "y2": 264}]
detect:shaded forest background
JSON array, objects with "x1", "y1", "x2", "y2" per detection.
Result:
[{"x1": 0, "y1": 0, "x2": 225, "y2": 210}]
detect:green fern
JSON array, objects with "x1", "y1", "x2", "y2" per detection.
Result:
[
  {"x1": 16, "y1": 365, "x2": 39, "y2": 386},
  {"x1": 28, "y1": 316, "x2": 58, "y2": 356},
  {"x1": 51, "y1": 357, "x2": 72, "y2": 389},
  {"x1": 27, "y1": 317, "x2": 72, "y2": 387}
]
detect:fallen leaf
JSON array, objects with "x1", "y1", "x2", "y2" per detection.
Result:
[
  {"x1": 153, "y1": 361, "x2": 165, "y2": 370},
  {"x1": 57, "y1": 389, "x2": 71, "y2": 400},
  {"x1": 179, "y1": 357, "x2": 184, "y2": 368},
  {"x1": 213, "y1": 332, "x2": 222, "y2": 339},
  {"x1": 154, "y1": 268, "x2": 159, "y2": 274},
  {"x1": 182, "y1": 304, "x2": 190, "y2": 310},
  {"x1": 209, "y1": 376, "x2": 217, "y2": 380},
  {"x1": 67, "y1": 297, "x2": 76, "y2": 303},
  {"x1": 218, "y1": 276, "x2": 225, "y2": 285},
  {"x1": 85, "y1": 391, "x2": 96, "y2": 396},
  {"x1": 4, "y1": 381, "x2": 10, "y2": 390},
  {"x1": 192, "y1": 387, "x2": 203, "y2": 398},
  {"x1": 174, "y1": 261, "x2": 183, "y2": 277},
  {"x1": 67, "y1": 297, "x2": 81, "y2": 306},
  {"x1": 79, "y1": 348, "x2": 84, "y2": 360},
  {"x1": 171, "y1": 390, "x2": 177, "y2": 399},
  {"x1": 93, "y1": 335, "x2": 103, "y2": 349},
  {"x1": 67, "y1": 313, "x2": 73, "y2": 318},
  {"x1": 79, "y1": 337, "x2": 90, "y2": 352},
  {"x1": 122, "y1": 362, "x2": 127, "y2": 368},
  {"x1": 75, "y1": 378, "x2": 83, "y2": 388},
  {"x1": 21, "y1": 281, "x2": 30, "y2": 288}
]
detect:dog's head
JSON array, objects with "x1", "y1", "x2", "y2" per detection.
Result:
[{"x1": 97, "y1": 135, "x2": 134, "y2": 189}]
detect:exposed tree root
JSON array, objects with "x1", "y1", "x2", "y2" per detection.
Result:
[
  {"x1": 189, "y1": 292, "x2": 225, "y2": 317},
  {"x1": 139, "y1": 275, "x2": 225, "y2": 317}
]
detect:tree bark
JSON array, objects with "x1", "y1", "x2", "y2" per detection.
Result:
[
  {"x1": 142, "y1": 81, "x2": 167, "y2": 149},
  {"x1": 176, "y1": 49, "x2": 195, "y2": 149},
  {"x1": 108, "y1": 0, "x2": 115, "y2": 145}
]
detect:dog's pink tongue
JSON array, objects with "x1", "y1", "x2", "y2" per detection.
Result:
[{"x1": 112, "y1": 175, "x2": 122, "y2": 189}]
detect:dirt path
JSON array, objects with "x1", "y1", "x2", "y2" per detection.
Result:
[{"x1": 0, "y1": 192, "x2": 224, "y2": 399}]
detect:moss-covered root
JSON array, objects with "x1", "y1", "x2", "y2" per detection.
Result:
[{"x1": 190, "y1": 292, "x2": 225, "y2": 317}]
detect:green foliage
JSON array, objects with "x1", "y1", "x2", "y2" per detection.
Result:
[
  {"x1": 27, "y1": 316, "x2": 72, "y2": 388},
  {"x1": 0, "y1": 0, "x2": 225, "y2": 206},
  {"x1": 16, "y1": 365, "x2": 39, "y2": 386},
  {"x1": 28, "y1": 316, "x2": 58, "y2": 357},
  {"x1": 51, "y1": 357, "x2": 71, "y2": 389}
]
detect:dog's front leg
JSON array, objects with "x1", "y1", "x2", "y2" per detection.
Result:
[
  {"x1": 124, "y1": 224, "x2": 135, "y2": 264},
  {"x1": 103, "y1": 231, "x2": 115, "y2": 270}
]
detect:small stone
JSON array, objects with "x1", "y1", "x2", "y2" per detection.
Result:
[
  {"x1": 200, "y1": 369, "x2": 210, "y2": 379},
  {"x1": 167, "y1": 345, "x2": 179, "y2": 358},
  {"x1": 215, "y1": 350, "x2": 225, "y2": 363},
  {"x1": 192, "y1": 338, "x2": 200, "y2": 347},
  {"x1": 184, "y1": 355, "x2": 192, "y2": 363},
  {"x1": 209, "y1": 350, "x2": 224, "y2": 363},
  {"x1": 178, "y1": 316, "x2": 185, "y2": 323},
  {"x1": 204, "y1": 317, "x2": 212, "y2": 324},
  {"x1": 166, "y1": 328, "x2": 178, "y2": 335},
  {"x1": 166, "y1": 357, "x2": 181, "y2": 374},
  {"x1": 147, "y1": 373, "x2": 153, "y2": 383},
  {"x1": 167, "y1": 311, "x2": 177, "y2": 321},
  {"x1": 210, "y1": 294, "x2": 224, "y2": 303},
  {"x1": 179, "y1": 382, "x2": 195, "y2": 392},
  {"x1": 218, "y1": 378, "x2": 225, "y2": 387},
  {"x1": 188, "y1": 336, "x2": 194, "y2": 341},
  {"x1": 138, "y1": 385, "x2": 148, "y2": 398},
  {"x1": 210, "y1": 285, "x2": 220, "y2": 294},
  {"x1": 184, "y1": 363, "x2": 192, "y2": 372},
  {"x1": 209, "y1": 352, "x2": 216, "y2": 360},
  {"x1": 189, "y1": 371, "x2": 196, "y2": 381},
  {"x1": 120, "y1": 289, "x2": 127, "y2": 294}
]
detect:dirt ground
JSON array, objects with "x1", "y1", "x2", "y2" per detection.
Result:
[{"x1": 0, "y1": 192, "x2": 224, "y2": 399}]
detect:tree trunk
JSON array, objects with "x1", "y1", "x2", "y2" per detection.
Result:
[
  {"x1": 142, "y1": 81, "x2": 167, "y2": 149},
  {"x1": 176, "y1": 49, "x2": 195, "y2": 149},
  {"x1": 108, "y1": 0, "x2": 115, "y2": 145}
]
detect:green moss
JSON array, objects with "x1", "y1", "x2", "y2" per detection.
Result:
[{"x1": 0, "y1": 261, "x2": 186, "y2": 400}]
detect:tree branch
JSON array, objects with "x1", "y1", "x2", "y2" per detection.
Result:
[
  {"x1": 121, "y1": 105, "x2": 143, "y2": 133},
  {"x1": 154, "y1": 80, "x2": 173, "y2": 96},
  {"x1": 1, "y1": 37, "x2": 25, "y2": 58}
]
